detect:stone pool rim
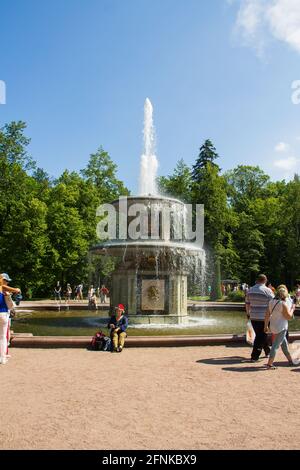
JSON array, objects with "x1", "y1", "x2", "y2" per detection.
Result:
[{"x1": 10, "y1": 332, "x2": 300, "y2": 348}]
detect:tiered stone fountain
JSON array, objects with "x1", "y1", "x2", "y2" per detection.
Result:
[{"x1": 91, "y1": 99, "x2": 205, "y2": 324}]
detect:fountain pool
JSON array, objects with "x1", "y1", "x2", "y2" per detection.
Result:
[{"x1": 11, "y1": 309, "x2": 300, "y2": 337}]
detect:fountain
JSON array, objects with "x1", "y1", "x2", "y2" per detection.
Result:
[{"x1": 91, "y1": 99, "x2": 205, "y2": 325}]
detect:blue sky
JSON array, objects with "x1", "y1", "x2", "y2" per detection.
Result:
[{"x1": 0, "y1": 0, "x2": 300, "y2": 193}]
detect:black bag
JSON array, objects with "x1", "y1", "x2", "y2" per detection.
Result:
[{"x1": 101, "y1": 337, "x2": 112, "y2": 351}]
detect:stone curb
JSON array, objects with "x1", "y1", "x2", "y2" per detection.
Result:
[{"x1": 10, "y1": 332, "x2": 300, "y2": 349}]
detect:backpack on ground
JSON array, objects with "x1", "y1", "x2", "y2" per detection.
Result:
[
  {"x1": 89, "y1": 331, "x2": 111, "y2": 351},
  {"x1": 90, "y1": 331, "x2": 105, "y2": 351}
]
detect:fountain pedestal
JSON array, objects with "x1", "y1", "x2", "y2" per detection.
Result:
[{"x1": 111, "y1": 269, "x2": 188, "y2": 324}]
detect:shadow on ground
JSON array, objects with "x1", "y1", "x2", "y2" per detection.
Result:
[
  {"x1": 222, "y1": 361, "x2": 300, "y2": 373},
  {"x1": 221, "y1": 366, "x2": 267, "y2": 373},
  {"x1": 196, "y1": 355, "x2": 273, "y2": 372},
  {"x1": 225, "y1": 343, "x2": 251, "y2": 349},
  {"x1": 196, "y1": 356, "x2": 247, "y2": 366}
]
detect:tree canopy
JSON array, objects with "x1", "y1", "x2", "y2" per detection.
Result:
[
  {"x1": 0, "y1": 121, "x2": 129, "y2": 297},
  {"x1": 1, "y1": 122, "x2": 300, "y2": 298}
]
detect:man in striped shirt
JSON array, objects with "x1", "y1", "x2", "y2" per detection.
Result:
[{"x1": 246, "y1": 274, "x2": 274, "y2": 361}]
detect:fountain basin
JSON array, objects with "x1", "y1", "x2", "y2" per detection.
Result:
[{"x1": 11, "y1": 309, "x2": 300, "y2": 336}]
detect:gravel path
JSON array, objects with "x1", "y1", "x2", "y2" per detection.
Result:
[{"x1": 1, "y1": 346, "x2": 300, "y2": 450}]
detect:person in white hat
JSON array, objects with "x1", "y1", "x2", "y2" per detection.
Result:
[{"x1": 0, "y1": 273, "x2": 21, "y2": 363}]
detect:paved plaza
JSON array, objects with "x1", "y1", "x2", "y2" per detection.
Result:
[{"x1": 1, "y1": 345, "x2": 299, "y2": 450}]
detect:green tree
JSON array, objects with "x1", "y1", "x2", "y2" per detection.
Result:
[
  {"x1": 210, "y1": 257, "x2": 222, "y2": 301},
  {"x1": 81, "y1": 147, "x2": 129, "y2": 202},
  {"x1": 218, "y1": 232, "x2": 240, "y2": 280},
  {"x1": 232, "y1": 213, "x2": 264, "y2": 284},
  {"x1": 279, "y1": 175, "x2": 300, "y2": 287},
  {"x1": 225, "y1": 165, "x2": 270, "y2": 212},
  {"x1": 223, "y1": 166, "x2": 292, "y2": 285},
  {"x1": 0, "y1": 124, "x2": 131, "y2": 296},
  {"x1": 0, "y1": 122, "x2": 50, "y2": 294},
  {"x1": 192, "y1": 145, "x2": 228, "y2": 300},
  {"x1": 158, "y1": 159, "x2": 192, "y2": 202},
  {"x1": 192, "y1": 139, "x2": 220, "y2": 181}
]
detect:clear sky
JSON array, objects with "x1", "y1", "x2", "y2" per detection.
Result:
[{"x1": 1, "y1": 0, "x2": 300, "y2": 193}]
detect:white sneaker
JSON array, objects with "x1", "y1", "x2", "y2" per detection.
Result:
[{"x1": 0, "y1": 357, "x2": 8, "y2": 365}]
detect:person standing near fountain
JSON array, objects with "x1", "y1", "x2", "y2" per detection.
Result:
[
  {"x1": 54, "y1": 282, "x2": 62, "y2": 302},
  {"x1": 264, "y1": 286, "x2": 296, "y2": 369},
  {"x1": 65, "y1": 283, "x2": 72, "y2": 303},
  {"x1": 1, "y1": 273, "x2": 20, "y2": 357},
  {"x1": 75, "y1": 283, "x2": 83, "y2": 301},
  {"x1": 0, "y1": 274, "x2": 21, "y2": 364},
  {"x1": 245, "y1": 274, "x2": 274, "y2": 361},
  {"x1": 108, "y1": 304, "x2": 128, "y2": 353},
  {"x1": 100, "y1": 285, "x2": 109, "y2": 304},
  {"x1": 295, "y1": 281, "x2": 300, "y2": 306}
]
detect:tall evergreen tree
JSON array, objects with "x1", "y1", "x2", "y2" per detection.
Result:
[
  {"x1": 192, "y1": 155, "x2": 228, "y2": 300},
  {"x1": 192, "y1": 139, "x2": 220, "y2": 181}
]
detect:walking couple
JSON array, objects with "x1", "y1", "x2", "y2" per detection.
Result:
[{"x1": 246, "y1": 274, "x2": 296, "y2": 369}]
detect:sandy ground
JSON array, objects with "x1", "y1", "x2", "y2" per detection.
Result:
[{"x1": 1, "y1": 345, "x2": 300, "y2": 450}]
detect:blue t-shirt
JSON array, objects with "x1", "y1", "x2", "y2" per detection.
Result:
[{"x1": 0, "y1": 292, "x2": 8, "y2": 313}]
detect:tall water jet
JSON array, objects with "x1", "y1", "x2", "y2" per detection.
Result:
[{"x1": 139, "y1": 98, "x2": 159, "y2": 196}]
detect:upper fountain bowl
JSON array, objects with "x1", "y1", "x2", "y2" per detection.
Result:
[{"x1": 91, "y1": 195, "x2": 204, "y2": 257}]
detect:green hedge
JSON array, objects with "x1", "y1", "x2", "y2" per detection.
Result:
[{"x1": 226, "y1": 290, "x2": 245, "y2": 302}]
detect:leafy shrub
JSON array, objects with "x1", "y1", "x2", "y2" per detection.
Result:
[{"x1": 227, "y1": 290, "x2": 245, "y2": 302}]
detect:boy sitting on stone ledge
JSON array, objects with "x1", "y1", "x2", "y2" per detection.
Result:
[{"x1": 108, "y1": 303, "x2": 128, "y2": 353}]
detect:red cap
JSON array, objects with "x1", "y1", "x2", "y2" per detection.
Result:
[{"x1": 116, "y1": 303, "x2": 125, "y2": 312}]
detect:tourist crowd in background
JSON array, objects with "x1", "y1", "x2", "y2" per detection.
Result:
[
  {"x1": 217, "y1": 279, "x2": 300, "y2": 305},
  {"x1": 53, "y1": 282, "x2": 110, "y2": 307}
]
